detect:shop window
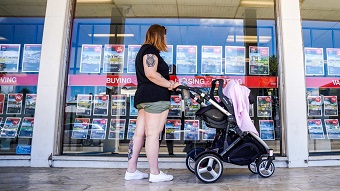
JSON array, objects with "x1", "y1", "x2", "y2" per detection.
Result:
[
  {"x1": 301, "y1": 0, "x2": 340, "y2": 154},
  {"x1": 62, "y1": 0, "x2": 281, "y2": 156},
  {"x1": 0, "y1": 0, "x2": 47, "y2": 155}
]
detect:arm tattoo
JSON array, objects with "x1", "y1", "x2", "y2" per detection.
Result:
[
  {"x1": 146, "y1": 54, "x2": 156, "y2": 67},
  {"x1": 128, "y1": 139, "x2": 134, "y2": 160}
]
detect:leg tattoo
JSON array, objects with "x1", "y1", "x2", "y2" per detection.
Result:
[{"x1": 128, "y1": 139, "x2": 134, "y2": 160}]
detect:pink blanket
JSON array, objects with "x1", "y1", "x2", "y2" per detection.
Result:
[{"x1": 222, "y1": 80, "x2": 259, "y2": 136}]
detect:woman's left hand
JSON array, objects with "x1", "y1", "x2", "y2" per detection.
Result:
[{"x1": 167, "y1": 81, "x2": 181, "y2": 90}]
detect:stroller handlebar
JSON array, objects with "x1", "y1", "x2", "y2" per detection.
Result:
[
  {"x1": 177, "y1": 85, "x2": 203, "y2": 94},
  {"x1": 176, "y1": 81, "x2": 233, "y2": 117}
]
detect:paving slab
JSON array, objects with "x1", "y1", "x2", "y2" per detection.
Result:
[{"x1": 0, "y1": 166, "x2": 340, "y2": 191}]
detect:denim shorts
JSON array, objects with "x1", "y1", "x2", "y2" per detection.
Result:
[{"x1": 136, "y1": 101, "x2": 171, "y2": 114}]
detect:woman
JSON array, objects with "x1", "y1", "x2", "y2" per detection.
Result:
[{"x1": 125, "y1": 24, "x2": 181, "y2": 183}]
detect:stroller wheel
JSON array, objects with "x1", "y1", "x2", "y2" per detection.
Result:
[
  {"x1": 195, "y1": 153, "x2": 223, "y2": 183},
  {"x1": 257, "y1": 159, "x2": 275, "y2": 178},
  {"x1": 248, "y1": 160, "x2": 258, "y2": 174},
  {"x1": 186, "y1": 148, "x2": 205, "y2": 173}
]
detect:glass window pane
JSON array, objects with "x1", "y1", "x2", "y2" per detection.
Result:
[
  {"x1": 62, "y1": 0, "x2": 281, "y2": 157},
  {"x1": 0, "y1": 1, "x2": 47, "y2": 155},
  {"x1": 301, "y1": 1, "x2": 340, "y2": 154}
]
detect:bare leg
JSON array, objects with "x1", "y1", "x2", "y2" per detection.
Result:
[
  {"x1": 145, "y1": 109, "x2": 169, "y2": 175},
  {"x1": 127, "y1": 109, "x2": 146, "y2": 173}
]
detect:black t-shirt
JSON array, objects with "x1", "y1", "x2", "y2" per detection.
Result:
[{"x1": 134, "y1": 44, "x2": 171, "y2": 108}]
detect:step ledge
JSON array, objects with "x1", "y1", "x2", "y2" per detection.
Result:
[
  {"x1": 0, "y1": 156, "x2": 30, "y2": 160},
  {"x1": 309, "y1": 155, "x2": 340, "y2": 161},
  {"x1": 52, "y1": 155, "x2": 288, "y2": 163}
]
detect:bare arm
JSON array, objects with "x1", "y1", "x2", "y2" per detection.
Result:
[{"x1": 143, "y1": 54, "x2": 174, "y2": 89}]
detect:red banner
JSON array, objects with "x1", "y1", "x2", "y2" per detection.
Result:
[
  {"x1": 306, "y1": 77, "x2": 340, "y2": 88},
  {"x1": 0, "y1": 74, "x2": 279, "y2": 88},
  {"x1": 69, "y1": 75, "x2": 278, "y2": 88},
  {"x1": 0, "y1": 74, "x2": 38, "y2": 86}
]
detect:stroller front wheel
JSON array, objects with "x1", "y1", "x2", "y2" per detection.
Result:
[
  {"x1": 248, "y1": 160, "x2": 258, "y2": 174},
  {"x1": 186, "y1": 147, "x2": 205, "y2": 173},
  {"x1": 257, "y1": 159, "x2": 275, "y2": 178},
  {"x1": 194, "y1": 153, "x2": 223, "y2": 183}
]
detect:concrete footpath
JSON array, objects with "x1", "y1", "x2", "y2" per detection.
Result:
[{"x1": 0, "y1": 166, "x2": 340, "y2": 191}]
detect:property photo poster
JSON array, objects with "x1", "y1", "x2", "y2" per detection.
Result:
[
  {"x1": 18, "y1": 117, "x2": 34, "y2": 138},
  {"x1": 127, "y1": 119, "x2": 137, "y2": 140},
  {"x1": 259, "y1": 120, "x2": 275, "y2": 140},
  {"x1": 257, "y1": 96, "x2": 272, "y2": 117},
  {"x1": 103, "y1": 44, "x2": 124, "y2": 73},
  {"x1": 304, "y1": 47, "x2": 324, "y2": 76},
  {"x1": 6, "y1": 93, "x2": 23, "y2": 114},
  {"x1": 165, "y1": 119, "x2": 181, "y2": 140},
  {"x1": 111, "y1": 94, "x2": 126, "y2": 116},
  {"x1": 326, "y1": 48, "x2": 340, "y2": 76},
  {"x1": 184, "y1": 120, "x2": 199, "y2": 141},
  {"x1": 225, "y1": 46, "x2": 246, "y2": 75},
  {"x1": 249, "y1": 46, "x2": 269, "y2": 75},
  {"x1": 76, "y1": 94, "x2": 92, "y2": 116},
  {"x1": 0, "y1": 94, "x2": 5, "y2": 114},
  {"x1": 324, "y1": 119, "x2": 340, "y2": 139},
  {"x1": 176, "y1": 45, "x2": 197, "y2": 74},
  {"x1": 323, "y1": 96, "x2": 338, "y2": 116},
  {"x1": 307, "y1": 119, "x2": 325, "y2": 139},
  {"x1": 306, "y1": 88, "x2": 319, "y2": 97},
  {"x1": 24, "y1": 94, "x2": 37, "y2": 115},
  {"x1": 160, "y1": 45, "x2": 174, "y2": 74},
  {"x1": 127, "y1": 45, "x2": 141, "y2": 73},
  {"x1": 108, "y1": 119, "x2": 126, "y2": 139},
  {"x1": 201, "y1": 46, "x2": 222, "y2": 74},
  {"x1": 168, "y1": 95, "x2": 181, "y2": 117},
  {"x1": 0, "y1": 117, "x2": 21, "y2": 138},
  {"x1": 129, "y1": 95, "x2": 138, "y2": 116},
  {"x1": 71, "y1": 118, "x2": 90, "y2": 139},
  {"x1": 0, "y1": 44, "x2": 20, "y2": 72},
  {"x1": 214, "y1": 96, "x2": 220, "y2": 103},
  {"x1": 201, "y1": 121, "x2": 216, "y2": 140},
  {"x1": 93, "y1": 95, "x2": 109, "y2": 116},
  {"x1": 307, "y1": 96, "x2": 322, "y2": 116},
  {"x1": 22, "y1": 44, "x2": 42, "y2": 72},
  {"x1": 80, "y1": 44, "x2": 102, "y2": 73},
  {"x1": 0, "y1": 117, "x2": 3, "y2": 132},
  {"x1": 90, "y1": 118, "x2": 107, "y2": 139},
  {"x1": 184, "y1": 97, "x2": 200, "y2": 117},
  {"x1": 249, "y1": 104, "x2": 254, "y2": 117}
]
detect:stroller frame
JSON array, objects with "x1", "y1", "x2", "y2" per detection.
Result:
[{"x1": 179, "y1": 79, "x2": 275, "y2": 183}]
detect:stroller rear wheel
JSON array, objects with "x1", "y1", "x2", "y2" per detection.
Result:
[
  {"x1": 248, "y1": 160, "x2": 258, "y2": 174},
  {"x1": 194, "y1": 153, "x2": 223, "y2": 183},
  {"x1": 186, "y1": 147, "x2": 205, "y2": 173},
  {"x1": 257, "y1": 159, "x2": 275, "y2": 178}
]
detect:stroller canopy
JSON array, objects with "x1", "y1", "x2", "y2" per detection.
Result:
[{"x1": 223, "y1": 80, "x2": 259, "y2": 136}]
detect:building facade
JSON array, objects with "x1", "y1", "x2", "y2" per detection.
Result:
[{"x1": 0, "y1": 0, "x2": 339, "y2": 168}]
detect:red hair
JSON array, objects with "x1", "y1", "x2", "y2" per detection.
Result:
[{"x1": 143, "y1": 24, "x2": 167, "y2": 52}]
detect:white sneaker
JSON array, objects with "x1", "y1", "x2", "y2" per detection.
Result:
[
  {"x1": 124, "y1": 170, "x2": 149, "y2": 180},
  {"x1": 149, "y1": 171, "x2": 173, "y2": 183}
]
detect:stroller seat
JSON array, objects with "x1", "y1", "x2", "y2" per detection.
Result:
[
  {"x1": 195, "y1": 104, "x2": 228, "y2": 129},
  {"x1": 195, "y1": 81, "x2": 235, "y2": 130}
]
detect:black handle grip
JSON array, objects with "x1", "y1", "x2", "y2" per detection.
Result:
[{"x1": 177, "y1": 85, "x2": 188, "y2": 90}]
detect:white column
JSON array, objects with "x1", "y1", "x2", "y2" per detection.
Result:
[
  {"x1": 276, "y1": 0, "x2": 309, "y2": 167},
  {"x1": 31, "y1": 0, "x2": 71, "y2": 167}
]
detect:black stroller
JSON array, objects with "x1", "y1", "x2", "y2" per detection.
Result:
[{"x1": 178, "y1": 79, "x2": 275, "y2": 183}]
